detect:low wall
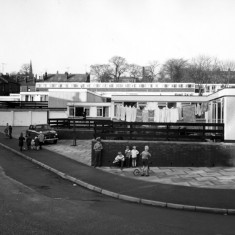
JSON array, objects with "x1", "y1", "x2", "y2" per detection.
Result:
[{"x1": 91, "y1": 140, "x2": 235, "y2": 167}]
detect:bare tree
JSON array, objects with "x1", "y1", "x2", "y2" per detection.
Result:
[
  {"x1": 127, "y1": 64, "x2": 142, "y2": 81},
  {"x1": 109, "y1": 56, "x2": 128, "y2": 82},
  {"x1": 90, "y1": 64, "x2": 112, "y2": 82},
  {"x1": 19, "y1": 63, "x2": 30, "y2": 75},
  {"x1": 143, "y1": 61, "x2": 160, "y2": 82},
  {"x1": 219, "y1": 60, "x2": 235, "y2": 84},
  {"x1": 161, "y1": 58, "x2": 187, "y2": 83}
]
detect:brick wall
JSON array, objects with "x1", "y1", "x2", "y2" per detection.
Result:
[{"x1": 91, "y1": 140, "x2": 235, "y2": 167}]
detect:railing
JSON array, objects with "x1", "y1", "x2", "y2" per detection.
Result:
[
  {"x1": 0, "y1": 101, "x2": 48, "y2": 109},
  {"x1": 94, "y1": 121, "x2": 224, "y2": 142},
  {"x1": 48, "y1": 118, "x2": 112, "y2": 129}
]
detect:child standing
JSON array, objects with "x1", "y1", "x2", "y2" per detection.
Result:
[
  {"x1": 125, "y1": 146, "x2": 131, "y2": 167},
  {"x1": 140, "y1": 145, "x2": 151, "y2": 176},
  {"x1": 34, "y1": 136, "x2": 40, "y2": 150},
  {"x1": 131, "y1": 146, "x2": 139, "y2": 167}
]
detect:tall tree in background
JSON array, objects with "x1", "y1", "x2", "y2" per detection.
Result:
[
  {"x1": 90, "y1": 64, "x2": 112, "y2": 82},
  {"x1": 143, "y1": 61, "x2": 160, "y2": 82},
  {"x1": 109, "y1": 56, "x2": 128, "y2": 82},
  {"x1": 161, "y1": 58, "x2": 187, "y2": 83},
  {"x1": 127, "y1": 64, "x2": 142, "y2": 81},
  {"x1": 19, "y1": 63, "x2": 30, "y2": 76}
]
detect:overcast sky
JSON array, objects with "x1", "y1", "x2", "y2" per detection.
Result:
[{"x1": 1, "y1": 0, "x2": 235, "y2": 75}]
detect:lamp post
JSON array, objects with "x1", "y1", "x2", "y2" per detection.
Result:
[{"x1": 71, "y1": 105, "x2": 77, "y2": 146}]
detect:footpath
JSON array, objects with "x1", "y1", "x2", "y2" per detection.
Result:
[{"x1": 0, "y1": 131, "x2": 235, "y2": 215}]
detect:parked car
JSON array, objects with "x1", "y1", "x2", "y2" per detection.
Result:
[{"x1": 26, "y1": 124, "x2": 58, "y2": 144}]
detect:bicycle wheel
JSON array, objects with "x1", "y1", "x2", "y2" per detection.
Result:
[{"x1": 133, "y1": 168, "x2": 140, "y2": 176}]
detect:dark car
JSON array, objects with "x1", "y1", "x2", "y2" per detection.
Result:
[{"x1": 26, "y1": 124, "x2": 58, "y2": 144}]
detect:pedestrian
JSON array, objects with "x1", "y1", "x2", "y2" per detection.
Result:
[
  {"x1": 125, "y1": 146, "x2": 131, "y2": 167},
  {"x1": 4, "y1": 123, "x2": 9, "y2": 137},
  {"x1": 113, "y1": 152, "x2": 125, "y2": 170},
  {"x1": 34, "y1": 136, "x2": 40, "y2": 150},
  {"x1": 18, "y1": 133, "x2": 25, "y2": 151},
  {"x1": 93, "y1": 137, "x2": 103, "y2": 167},
  {"x1": 38, "y1": 131, "x2": 44, "y2": 150},
  {"x1": 8, "y1": 125, "x2": 12, "y2": 139},
  {"x1": 140, "y1": 145, "x2": 151, "y2": 176},
  {"x1": 131, "y1": 146, "x2": 139, "y2": 167},
  {"x1": 26, "y1": 134, "x2": 32, "y2": 150}
]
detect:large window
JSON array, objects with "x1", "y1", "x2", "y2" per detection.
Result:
[{"x1": 97, "y1": 107, "x2": 103, "y2": 117}]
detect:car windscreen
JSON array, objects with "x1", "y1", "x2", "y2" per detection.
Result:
[{"x1": 35, "y1": 125, "x2": 52, "y2": 131}]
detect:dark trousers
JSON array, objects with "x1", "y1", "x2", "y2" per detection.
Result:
[
  {"x1": 94, "y1": 151, "x2": 102, "y2": 167},
  {"x1": 125, "y1": 157, "x2": 131, "y2": 167},
  {"x1": 39, "y1": 141, "x2": 43, "y2": 149}
]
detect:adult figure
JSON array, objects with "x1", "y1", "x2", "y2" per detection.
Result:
[
  {"x1": 38, "y1": 131, "x2": 45, "y2": 150},
  {"x1": 8, "y1": 125, "x2": 12, "y2": 139},
  {"x1": 18, "y1": 133, "x2": 25, "y2": 151},
  {"x1": 93, "y1": 137, "x2": 103, "y2": 167}
]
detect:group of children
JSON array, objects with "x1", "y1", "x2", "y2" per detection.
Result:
[
  {"x1": 19, "y1": 132, "x2": 44, "y2": 151},
  {"x1": 113, "y1": 145, "x2": 151, "y2": 175}
]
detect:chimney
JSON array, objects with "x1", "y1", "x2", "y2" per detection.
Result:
[{"x1": 65, "y1": 72, "x2": 69, "y2": 79}]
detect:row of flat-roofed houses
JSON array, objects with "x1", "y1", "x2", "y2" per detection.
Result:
[{"x1": 1, "y1": 72, "x2": 235, "y2": 141}]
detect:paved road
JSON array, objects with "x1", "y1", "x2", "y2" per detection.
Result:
[{"x1": 0, "y1": 146, "x2": 235, "y2": 235}]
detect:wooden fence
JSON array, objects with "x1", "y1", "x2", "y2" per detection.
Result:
[
  {"x1": 0, "y1": 101, "x2": 48, "y2": 109},
  {"x1": 94, "y1": 121, "x2": 224, "y2": 142},
  {"x1": 47, "y1": 118, "x2": 224, "y2": 142}
]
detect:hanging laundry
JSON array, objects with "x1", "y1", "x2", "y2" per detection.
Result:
[
  {"x1": 120, "y1": 105, "x2": 126, "y2": 121},
  {"x1": 125, "y1": 106, "x2": 132, "y2": 122},
  {"x1": 136, "y1": 109, "x2": 143, "y2": 122},
  {"x1": 142, "y1": 110, "x2": 149, "y2": 122},
  {"x1": 154, "y1": 107, "x2": 160, "y2": 122},
  {"x1": 131, "y1": 106, "x2": 137, "y2": 122},
  {"x1": 182, "y1": 105, "x2": 196, "y2": 123},
  {"x1": 197, "y1": 103, "x2": 202, "y2": 117},
  {"x1": 148, "y1": 110, "x2": 154, "y2": 122},
  {"x1": 116, "y1": 104, "x2": 121, "y2": 120}
]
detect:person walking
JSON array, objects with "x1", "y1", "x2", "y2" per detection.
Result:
[
  {"x1": 93, "y1": 137, "x2": 103, "y2": 167},
  {"x1": 26, "y1": 134, "x2": 32, "y2": 150},
  {"x1": 38, "y1": 131, "x2": 45, "y2": 150},
  {"x1": 18, "y1": 133, "x2": 25, "y2": 151},
  {"x1": 8, "y1": 125, "x2": 12, "y2": 139}
]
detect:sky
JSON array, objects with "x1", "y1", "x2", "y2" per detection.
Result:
[{"x1": 1, "y1": 0, "x2": 235, "y2": 75}]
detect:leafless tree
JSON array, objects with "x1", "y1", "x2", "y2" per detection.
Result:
[
  {"x1": 19, "y1": 63, "x2": 30, "y2": 75},
  {"x1": 127, "y1": 64, "x2": 142, "y2": 81},
  {"x1": 90, "y1": 64, "x2": 112, "y2": 82},
  {"x1": 109, "y1": 56, "x2": 128, "y2": 82},
  {"x1": 143, "y1": 61, "x2": 160, "y2": 82}
]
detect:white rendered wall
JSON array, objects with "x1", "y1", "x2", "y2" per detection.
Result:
[
  {"x1": 224, "y1": 97, "x2": 235, "y2": 141},
  {"x1": 0, "y1": 110, "x2": 47, "y2": 126},
  {"x1": 49, "y1": 110, "x2": 68, "y2": 118}
]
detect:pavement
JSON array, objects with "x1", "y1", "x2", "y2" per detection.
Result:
[{"x1": 1, "y1": 126, "x2": 235, "y2": 214}]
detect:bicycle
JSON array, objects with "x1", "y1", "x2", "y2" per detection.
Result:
[{"x1": 133, "y1": 162, "x2": 153, "y2": 176}]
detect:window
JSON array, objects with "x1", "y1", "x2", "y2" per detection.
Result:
[
  {"x1": 164, "y1": 84, "x2": 168, "y2": 88},
  {"x1": 69, "y1": 107, "x2": 74, "y2": 117},
  {"x1": 97, "y1": 107, "x2": 103, "y2": 117}
]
